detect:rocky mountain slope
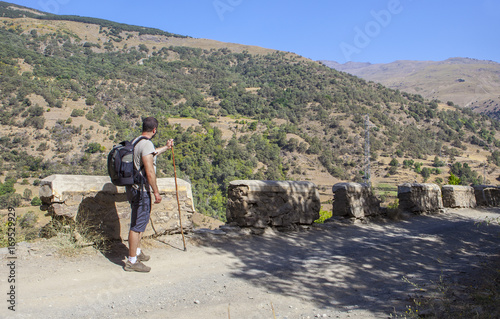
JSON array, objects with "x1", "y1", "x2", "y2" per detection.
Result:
[
  {"x1": 1, "y1": 1, "x2": 500, "y2": 219},
  {"x1": 321, "y1": 58, "x2": 500, "y2": 118}
]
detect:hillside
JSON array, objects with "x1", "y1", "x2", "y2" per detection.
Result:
[
  {"x1": 320, "y1": 58, "x2": 500, "y2": 119},
  {"x1": 1, "y1": 2, "x2": 500, "y2": 220}
]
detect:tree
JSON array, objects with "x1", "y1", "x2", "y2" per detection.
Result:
[
  {"x1": 31, "y1": 196, "x2": 42, "y2": 206},
  {"x1": 488, "y1": 150, "x2": 500, "y2": 167},
  {"x1": 450, "y1": 162, "x2": 481, "y2": 185},
  {"x1": 23, "y1": 188, "x2": 32, "y2": 200},
  {"x1": 421, "y1": 167, "x2": 431, "y2": 182},
  {"x1": 85, "y1": 96, "x2": 96, "y2": 106},
  {"x1": 403, "y1": 159, "x2": 414, "y2": 169},
  {"x1": 388, "y1": 166, "x2": 398, "y2": 175},
  {"x1": 0, "y1": 177, "x2": 16, "y2": 196},
  {"x1": 71, "y1": 109, "x2": 85, "y2": 117},
  {"x1": 248, "y1": 121, "x2": 258, "y2": 131},
  {"x1": 433, "y1": 156, "x2": 445, "y2": 167},
  {"x1": 389, "y1": 158, "x2": 399, "y2": 167},
  {"x1": 414, "y1": 162, "x2": 423, "y2": 174},
  {"x1": 0, "y1": 193, "x2": 22, "y2": 209},
  {"x1": 85, "y1": 142, "x2": 105, "y2": 154}
]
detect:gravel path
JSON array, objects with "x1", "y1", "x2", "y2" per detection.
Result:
[{"x1": 1, "y1": 208, "x2": 500, "y2": 319}]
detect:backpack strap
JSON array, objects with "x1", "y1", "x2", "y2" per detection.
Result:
[
  {"x1": 131, "y1": 136, "x2": 151, "y2": 191},
  {"x1": 131, "y1": 135, "x2": 149, "y2": 146}
]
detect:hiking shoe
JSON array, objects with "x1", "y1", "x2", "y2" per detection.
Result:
[
  {"x1": 124, "y1": 260, "x2": 151, "y2": 272},
  {"x1": 137, "y1": 251, "x2": 150, "y2": 262}
]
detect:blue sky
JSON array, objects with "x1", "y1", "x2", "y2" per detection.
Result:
[{"x1": 7, "y1": 0, "x2": 500, "y2": 63}]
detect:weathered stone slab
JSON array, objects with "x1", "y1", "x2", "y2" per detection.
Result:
[
  {"x1": 39, "y1": 175, "x2": 194, "y2": 240},
  {"x1": 442, "y1": 185, "x2": 476, "y2": 208},
  {"x1": 331, "y1": 183, "x2": 380, "y2": 219},
  {"x1": 473, "y1": 185, "x2": 500, "y2": 207},
  {"x1": 483, "y1": 187, "x2": 500, "y2": 207},
  {"x1": 398, "y1": 183, "x2": 443, "y2": 214},
  {"x1": 226, "y1": 180, "x2": 320, "y2": 229},
  {"x1": 441, "y1": 185, "x2": 477, "y2": 208}
]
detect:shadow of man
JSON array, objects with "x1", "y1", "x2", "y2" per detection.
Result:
[{"x1": 75, "y1": 187, "x2": 129, "y2": 267}]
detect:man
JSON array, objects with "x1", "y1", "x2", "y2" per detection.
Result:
[{"x1": 124, "y1": 117, "x2": 174, "y2": 272}]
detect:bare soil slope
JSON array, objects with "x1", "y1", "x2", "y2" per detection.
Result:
[{"x1": 322, "y1": 58, "x2": 500, "y2": 116}]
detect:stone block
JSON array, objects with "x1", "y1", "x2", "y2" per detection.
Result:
[
  {"x1": 398, "y1": 183, "x2": 443, "y2": 214},
  {"x1": 331, "y1": 182, "x2": 380, "y2": 219},
  {"x1": 226, "y1": 180, "x2": 320, "y2": 228},
  {"x1": 442, "y1": 185, "x2": 476, "y2": 208},
  {"x1": 473, "y1": 185, "x2": 500, "y2": 207},
  {"x1": 39, "y1": 175, "x2": 194, "y2": 240}
]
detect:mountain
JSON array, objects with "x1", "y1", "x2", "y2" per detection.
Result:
[
  {"x1": 1, "y1": 1, "x2": 500, "y2": 219},
  {"x1": 320, "y1": 58, "x2": 500, "y2": 119}
]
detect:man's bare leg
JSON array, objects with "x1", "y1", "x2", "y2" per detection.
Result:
[{"x1": 128, "y1": 230, "x2": 141, "y2": 258}]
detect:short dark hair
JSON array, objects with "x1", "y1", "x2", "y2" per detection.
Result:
[{"x1": 142, "y1": 117, "x2": 158, "y2": 132}]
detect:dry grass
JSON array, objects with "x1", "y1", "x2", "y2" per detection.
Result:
[
  {"x1": 391, "y1": 259, "x2": 500, "y2": 319},
  {"x1": 39, "y1": 216, "x2": 110, "y2": 256},
  {"x1": 391, "y1": 217, "x2": 500, "y2": 319}
]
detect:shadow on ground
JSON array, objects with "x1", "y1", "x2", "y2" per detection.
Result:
[{"x1": 196, "y1": 208, "x2": 500, "y2": 316}]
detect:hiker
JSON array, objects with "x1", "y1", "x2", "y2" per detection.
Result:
[{"x1": 124, "y1": 117, "x2": 174, "y2": 272}]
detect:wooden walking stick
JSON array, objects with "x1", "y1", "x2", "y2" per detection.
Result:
[{"x1": 171, "y1": 145, "x2": 187, "y2": 251}]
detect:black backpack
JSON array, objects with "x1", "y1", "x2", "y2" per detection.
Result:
[{"x1": 107, "y1": 136, "x2": 149, "y2": 186}]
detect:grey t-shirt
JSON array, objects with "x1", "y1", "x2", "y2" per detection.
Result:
[{"x1": 132, "y1": 137, "x2": 156, "y2": 191}]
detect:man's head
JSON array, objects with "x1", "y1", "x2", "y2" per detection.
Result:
[{"x1": 142, "y1": 117, "x2": 158, "y2": 133}]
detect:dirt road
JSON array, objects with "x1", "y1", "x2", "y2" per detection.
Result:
[{"x1": 1, "y1": 208, "x2": 500, "y2": 319}]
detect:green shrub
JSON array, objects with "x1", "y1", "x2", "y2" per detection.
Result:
[
  {"x1": 314, "y1": 209, "x2": 332, "y2": 224},
  {"x1": 23, "y1": 188, "x2": 32, "y2": 200},
  {"x1": 388, "y1": 166, "x2": 398, "y2": 175},
  {"x1": 85, "y1": 142, "x2": 105, "y2": 154},
  {"x1": 433, "y1": 156, "x2": 445, "y2": 167},
  {"x1": 31, "y1": 196, "x2": 42, "y2": 206},
  {"x1": 85, "y1": 96, "x2": 96, "y2": 106},
  {"x1": 71, "y1": 109, "x2": 85, "y2": 117},
  {"x1": 389, "y1": 158, "x2": 399, "y2": 167},
  {"x1": 0, "y1": 193, "x2": 22, "y2": 209},
  {"x1": 448, "y1": 173, "x2": 461, "y2": 185},
  {"x1": 18, "y1": 211, "x2": 38, "y2": 229}
]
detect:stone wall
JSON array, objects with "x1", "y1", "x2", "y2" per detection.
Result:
[
  {"x1": 442, "y1": 185, "x2": 476, "y2": 208},
  {"x1": 398, "y1": 183, "x2": 443, "y2": 214},
  {"x1": 331, "y1": 183, "x2": 380, "y2": 219},
  {"x1": 226, "y1": 180, "x2": 320, "y2": 229},
  {"x1": 39, "y1": 175, "x2": 194, "y2": 240},
  {"x1": 473, "y1": 185, "x2": 500, "y2": 207}
]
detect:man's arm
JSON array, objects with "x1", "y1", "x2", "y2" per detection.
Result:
[
  {"x1": 142, "y1": 153, "x2": 161, "y2": 204},
  {"x1": 154, "y1": 139, "x2": 174, "y2": 156}
]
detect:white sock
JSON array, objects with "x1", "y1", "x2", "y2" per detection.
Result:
[
  {"x1": 136, "y1": 248, "x2": 141, "y2": 255},
  {"x1": 128, "y1": 256, "x2": 137, "y2": 264}
]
